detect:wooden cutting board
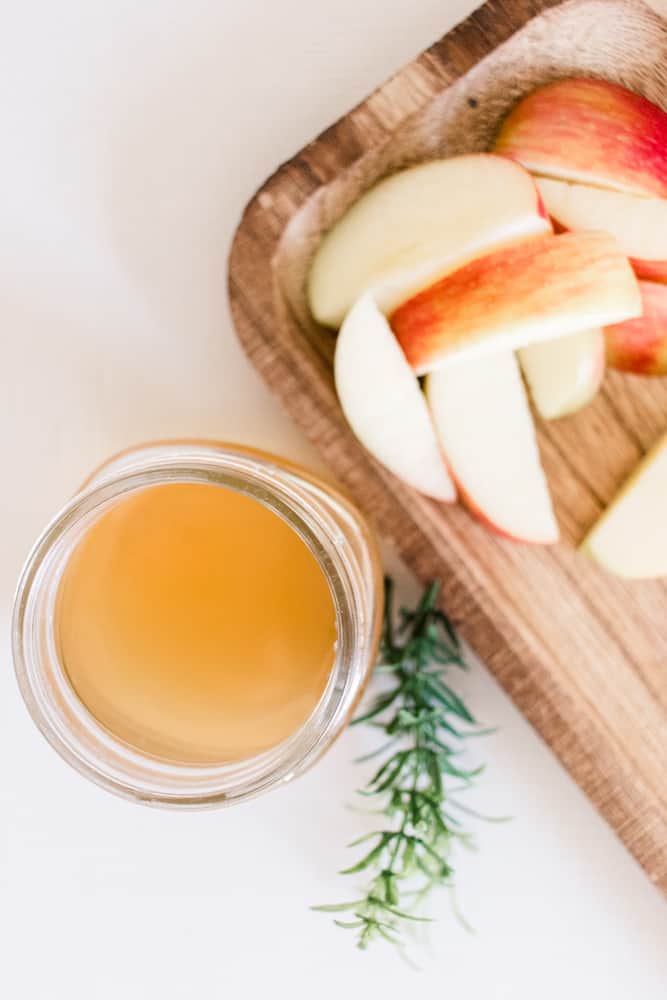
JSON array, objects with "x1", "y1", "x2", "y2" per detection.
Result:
[{"x1": 228, "y1": 0, "x2": 667, "y2": 891}]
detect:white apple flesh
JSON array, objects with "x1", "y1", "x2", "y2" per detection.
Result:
[
  {"x1": 518, "y1": 328, "x2": 605, "y2": 420},
  {"x1": 308, "y1": 155, "x2": 549, "y2": 328},
  {"x1": 581, "y1": 431, "x2": 667, "y2": 579},
  {"x1": 536, "y1": 177, "x2": 667, "y2": 264},
  {"x1": 334, "y1": 295, "x2": 456, "y2": 501},
  {"x1": 425, "y1": 353, "x2": 558, "y2": 544}
]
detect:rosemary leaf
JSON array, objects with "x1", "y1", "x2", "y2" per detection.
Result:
[{"x1": 315, "y1": 578, "x2": 493, "y2": 952}]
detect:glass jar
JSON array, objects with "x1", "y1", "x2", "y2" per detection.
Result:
[{"x1": 12, "y1": 442, "x2": 383, "y2": 808}]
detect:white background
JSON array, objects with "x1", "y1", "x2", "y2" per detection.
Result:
[{"x1": 2, "y1": 1, "x2": 666, "y2": 997}]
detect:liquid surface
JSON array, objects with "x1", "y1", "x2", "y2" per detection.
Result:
[{"x1": 57, "y1": 483, "x2": 337, "y2": 763}]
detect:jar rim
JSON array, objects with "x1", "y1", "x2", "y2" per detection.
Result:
[{"x1": 12, "y1": 442, "x2": 383, "y2": 808}]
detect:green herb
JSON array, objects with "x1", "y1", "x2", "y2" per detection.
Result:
[{"x1": 314, "y1": 578, "x2": 492, "y2": 951}]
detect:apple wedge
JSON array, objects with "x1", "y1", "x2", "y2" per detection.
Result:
[
  {"x1": 535, "y1": 177, "x2": 667, "y2": 265},
  {"x1": 534, "y1": 176, "x2": 667, "y2": 284},
  {"x1": 334, "y1": 295, "x2": 455, "y2": 501},
  {"x1": 390, "y1": 231, "x2": 641, "y2": 374},
  {"x1": 495, "y1": 78, "x2": 667, "y2": 198},
  {"x1": 605, "y1": 280, "x2": 667, "y2": 375},
  {"x1": 308, "y1": 154, "x2": 550, "y2": 327},
  {"x1": 425, "y1": 353, "x2": 558, "y2": 544},
  {"x1": 519, "y1": 328, "x2": 605, "y2": 420},
  {"x1": 581, "y1": 431, "x2": 667, "y2": 579}
]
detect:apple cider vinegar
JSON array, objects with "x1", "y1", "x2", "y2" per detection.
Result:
[
  {"x1": 14, "y1": 442, "x2": 382, "y2": 804},
  {"x1": 55, "y1": 482, "x2": 338, "y2": 764}
]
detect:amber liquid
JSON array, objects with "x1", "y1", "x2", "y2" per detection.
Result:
[{"x1": 56, "y1": 482, "x2": 337, "y2": 763}]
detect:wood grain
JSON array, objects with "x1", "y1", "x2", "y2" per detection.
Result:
[{"x1": 228, "y1": 0, "x2": 667, "y2": 890}]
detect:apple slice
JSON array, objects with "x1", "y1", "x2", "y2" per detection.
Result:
[
  {"x1": 534, "y1": 177, "x2": 667, "y2": 284},
  {"x1": 581, "y1": 431, "x2": 667, "y2": 578},
  {"x1": 495, "y1": 78, "x2": 667, "y2": 198},
  {"x1": 605, "y1": 280, "x2": 667, "y2": 375},
  {"x1": 308, "y1": 154, "x2": 549, "y2": 327},
  {"x1": 425, "y1": 353, "x2": 558, "y2": 544},
  {"x1": 535, "y1": 177, "x2": 667, "y2": 264},
  {"x1": 519, "y1": 328, "x2": 605, "y2": 420},
  {"x1": 334, "y1": 295, "x2": 455, "y2": 501},
  {"x1": 390, "y1": 231, "x2": 640, "y2": 374}
]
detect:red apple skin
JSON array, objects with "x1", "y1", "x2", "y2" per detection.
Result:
[
  {"x1": 390, "y1": 231, "x2": 640, "y2": 373},
  {"x1": 495, "y1": 78, "x2": 667, "y2": 198},
  {"x1": 630, "y1": 257, "x2": 667, "y2": 284},
  {"x1": 535, "y1": 187, "x2": 549, "y2": 221},
  {"x1": 605, "y1": 280, "x2": 667, "y2": 375}
]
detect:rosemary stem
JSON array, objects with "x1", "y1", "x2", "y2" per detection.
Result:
[{"x1": 314, "y1": 578, "x2": 489, "y2": 952}]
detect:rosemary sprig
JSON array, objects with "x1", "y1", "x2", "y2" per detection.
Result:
[{"x1": 314, "y1": 578, "x2": 489, "y2": 951}]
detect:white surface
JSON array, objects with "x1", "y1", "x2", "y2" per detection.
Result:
[{"x1": 1, "y1": 2, "x2": 666, "y2": 997}]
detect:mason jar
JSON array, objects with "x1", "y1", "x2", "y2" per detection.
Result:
[{"x1": 12, "y1": 441, "x2": 383, "y2": 807}]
